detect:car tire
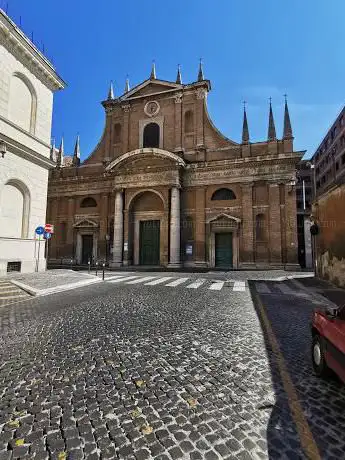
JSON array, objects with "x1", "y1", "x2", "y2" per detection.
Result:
[{"x1": 312, "y1": 334, "x2": 330, "y2": 378}]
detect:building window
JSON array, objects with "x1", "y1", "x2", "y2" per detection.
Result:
[
  {"x1": 342, "y1": 153, "x2": 345, "y2": 165},
  {"x1": 255, "y1": 214, "x2": 267, "y2": 241},
  {"x1": 0, "y1": 179, "x2": 30, "y2": 239},
  {"x1": 211, "y1": 188, "x2": 236, "y2": 200},
  {"x1": 8, "y1": 73, "x2": 37, "y2": 134},
  {"x1": 80, "y1": 197, "x2": 97, "y2": 208},
  {"x1": 143, "y1": 123, "x2": 160, "y2": 148},
  {"x1": 184, "y1": 110, "x2": 194, "y2": 133},
  {"x1": 114, "y1": 123, "x2": 122, "y2": 144},
  {"x1": 336, "y1": 162, "x2": 339, "y2": 171}
]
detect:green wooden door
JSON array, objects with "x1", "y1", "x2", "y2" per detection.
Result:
[
  {"x1": 139, "y1": 220, "x2": 160, "y2": 265},
  {"x1": 215, "y1": 233, "x2": 233, "y2": 268},
  {"x1": 82, "y1": 235, "x2": 93, "y2": 264}
]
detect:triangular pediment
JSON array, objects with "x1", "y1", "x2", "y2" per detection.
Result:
[
  {"x1": 121, "y1": 79, "x2": 182, "y2": 100},
  {"x1": 73, "y1": 218, "x2": 98, "y2": 228}
]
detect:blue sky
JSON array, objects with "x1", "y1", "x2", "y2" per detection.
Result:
[{"x1": 3, "y1": 0, "x2": 345, "y2": 160}]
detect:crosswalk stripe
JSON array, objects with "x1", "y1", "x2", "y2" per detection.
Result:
[
  {"x1": 108, "y1": 275, "x2": 139, "y2": 283},
  {"x1": 186, "y1": 279, "x2": 206, "y2": 289},
  {"x1": 209, "y1": 281, "x2": 224, "y2": 291},
  {"x1": 165, "y1": 278, "x2": 189, "y2": 287},
  {"x1": 0, "y1": 285, "x2": 15, "y2": 290},
  {"x1": 233, "y1": 281, "x2": 246, "y2": 292},
  {"x1": 145, "y1": 277, "x2": 173, "y2": 286},
  {"x1": 0, "y1": 290, "x2": 23, "y2": 296},
  {"x1": 277, "y1": 284, "x2": 295, "y2": 295},
  {"x1": 103, "y1": 275, "x2": 126, "y2": 281},
  {"x1": 255, "y1": 283, "x2": 271, "y2": 294},
  {"x1": 0, "y1": 294, "x2": 28, "y2": 300},
  {"x1": 126, "y1": 276, "x2": 156, "y2": 284}
]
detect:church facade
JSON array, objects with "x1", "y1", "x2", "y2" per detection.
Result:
[{"x1": 47, "y1": 64, "x2": 303, "y2": 269}]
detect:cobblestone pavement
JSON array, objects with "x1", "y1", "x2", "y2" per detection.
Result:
[
  {"x1": 252, "y1": 280, "x2": 345, "y2": 460},
  {"x1": 0, "y1": 276, "x2": 342, "y2": 459}
]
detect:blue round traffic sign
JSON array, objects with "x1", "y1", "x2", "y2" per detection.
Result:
[
  {"x1": 44, "y1": 232, "x2": 52, "y2": 240},
  {"x1": 35, "y1": 226, "x2": 44, "y2": 235}
]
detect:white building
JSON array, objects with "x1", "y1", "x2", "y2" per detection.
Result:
[{"x1": 0, "y1": 9, "x2": 65, "y2": 275}]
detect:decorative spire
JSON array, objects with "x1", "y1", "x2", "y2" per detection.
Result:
[
  {"x1": 124, "y1": 76, "x2": 130, "y2": 93},
  {"x1": 242, "y1": 102, "x2": 250, "y2": 144},
  {"x1": 107, "y1": 81, "x2": 114, "y2": 100},
  {"x1": 50, "y1": 138, "x2": 56, "y2": 162},
  {"x1": 150, "y1": 61, "x2": 156, "y2": 80},
  {"x1": 198, "y1": 58, "x2": 204, "y2": 82},
  {"x1": 267, "y1": 98, "x2": 277, "y2": 141},
  {"x1": 176, "y1": 64, "x2": 182, "y2": 84},
  {"x1": 283, "y1": 94, "x2": 293, "y2": 139},
  {"x1": 73, "y1": 134, "x2": 81, "y2": 166},
  {"x1": 57, "y1": 137, "x2": 64, "y2": 167}
]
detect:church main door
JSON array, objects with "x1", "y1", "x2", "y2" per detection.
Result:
[
  {"x1": 82, "y1": 234, "x2": 93, "y2": 264},
  {"x1": 139, "y1": 220, "x2": 160, "y2": 265}
]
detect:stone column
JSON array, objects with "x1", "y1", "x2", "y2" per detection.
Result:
[
  {"x1": 111, "y1": 189, "x2": 124, "y2": 267},
  {"x1": 269, "y1": 183, "x2": 282, "y2": 265},
  {"x1": 241, "y1": 183, "x2": 255, "y2": 267},
  {"x1": 168, "y1": 186, "x2": 181, "y2": 267}
]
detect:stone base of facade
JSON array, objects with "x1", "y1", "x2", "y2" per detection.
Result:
[
  {"x1": 109, "y1": 261, "x2": 123, "y2": 268},
  {"x1": 167, "y1": 263, "x2": 182, "y2": 269},
  {"x1": 284, "y1": 263, "x2": 301, "y2": 271}
]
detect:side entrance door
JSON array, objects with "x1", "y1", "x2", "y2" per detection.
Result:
[
  {"x1": 139, "y1": 220, "x2": 160, "y2": 265},
  {"x1": 215, "y1": 233, "x2": 233, "y2": 268},
  {"x1": 82, "y1": 235, "x2": 93, "y2": 264}
]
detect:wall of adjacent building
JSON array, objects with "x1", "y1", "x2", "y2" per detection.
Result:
[
  {"x1": 0, "y1": 19, "x2": 59, "y2": 275},
  {"x1": 314, "y1": 182, "x2": 345, "y2": 286}
]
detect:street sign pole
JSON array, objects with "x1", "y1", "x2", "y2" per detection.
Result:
[{"x1": 37, "y1": 235, "x2": 41, "y2": 272}]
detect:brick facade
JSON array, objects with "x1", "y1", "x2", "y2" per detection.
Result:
[{"x1": 47, "y1": 71, "x2": 303, "y2": 269}]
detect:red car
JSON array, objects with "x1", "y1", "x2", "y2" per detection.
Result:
[{"x1": 311, "y1": 304, "x2": 345, "y2": 383}]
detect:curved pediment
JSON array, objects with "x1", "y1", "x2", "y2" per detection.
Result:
[{"x1": 106, "y1": 148, "x2": 185, "y2": 172}]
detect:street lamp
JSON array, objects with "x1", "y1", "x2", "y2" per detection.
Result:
[{"x1": 0, "y1": 140, "x2": 6, "y2": 158}]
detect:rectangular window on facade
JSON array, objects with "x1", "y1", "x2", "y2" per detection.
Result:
[
  {"x1": 336, "y1": 162, "x2": 339, "y2": 171},
  {"x1": 342, "y1": 153, "x2": 345, "y2": 164}
]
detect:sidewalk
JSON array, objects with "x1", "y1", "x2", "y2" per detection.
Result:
[
  {"x1": 293, "y1": 276, "x2": 345, "y2": 308},
  {"x1": 4, "y1": 269, "x2": 102, "y2": 297}
]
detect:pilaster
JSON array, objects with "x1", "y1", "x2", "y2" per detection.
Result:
[
  {"x1": 284, "y1": 183, "x2": 299, "y2": 267},
  {"x1": 195, "y1": 187, "x2": 206, "y2": 265},
  {"x1": 174, "y1": 92, "x2": 183, "y2": 153},
  {"x1": 241, "y1": 183, "x2": 254, "y2": 265},
  {"x1": 122, "y1": 104, "x2": 131, "y2": 153},
  {"x1": 168, "y1": 186, "x2": 181, "y2": 267},
  {"x1": 195, "y1": 89, "x2": 206, "y2": 148},
  {"x1": 269, "y1": 184, "x2": 282, "y2": 263}
]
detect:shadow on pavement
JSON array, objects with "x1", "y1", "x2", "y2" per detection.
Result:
[{"x1": 249, "y1": 280, "x2": 345, "y2": 460}]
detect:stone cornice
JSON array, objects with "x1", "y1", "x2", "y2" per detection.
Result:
[
  {"x1": 0, "y1": 9, "x2": 66, "y2": 91},
  {"x1": 1, "y1": 132, "x2": 55, "y2": 170}
]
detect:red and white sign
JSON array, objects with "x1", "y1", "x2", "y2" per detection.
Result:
[{"x1": 44, "y1": 224, "x2": 54, "y2": 234}]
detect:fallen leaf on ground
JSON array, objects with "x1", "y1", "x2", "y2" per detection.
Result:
[
  {"x1": 135, "y1": 380, "x2": 145, "y2": 388},
  {"x1": 15, "y1": 439, "x2": 24, "y2": 446},
  {"x1": 58, "y1": 453, "x2": 67, "y2": 460},
  {"x1": 187, "y1": 398, "x2": 197, "y2": 408},
  {"x1": 141, "y1": 424, "x2": 153, "y2": 435},
  {"x1": 8, "y1": 420, "x2": 20, "y2": 428},
  {"x1": 131, "y1": 408, "x2": 141, "y2": 418}
]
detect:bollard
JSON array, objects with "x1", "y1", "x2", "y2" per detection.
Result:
[
  {"x1": 95, "y1": 261, "x2": 98, "y2": 276},
  {"x1": 70, "y1": 258, "x2": 73, "y2": 271},
  {"x1": 88, "y1": 259, "x2": 91, "y2": 274},
  {"x1": 102, "y1": 263, "x2": 105, "y2": 281}
]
